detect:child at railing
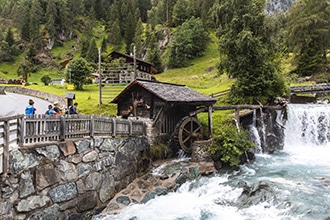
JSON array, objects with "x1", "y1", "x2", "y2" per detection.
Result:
[{"x1": 25, "y1": 99, "x2": 36, "y2": 136}]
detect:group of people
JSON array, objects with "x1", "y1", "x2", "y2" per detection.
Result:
[{"x1": 25, "y1": 99, "x2": 79, "y2": 117}]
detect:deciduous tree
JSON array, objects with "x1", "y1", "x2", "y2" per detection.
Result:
[{"x1": 67, "y1": 58, "x2": 92, "y2": 90}]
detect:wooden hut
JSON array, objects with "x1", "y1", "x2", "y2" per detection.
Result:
[
  {"x1": 110, "y1": 51, "x2": 158, "y2": 75},
  {"x1": 111, "y1": 80, "x2": 217, "y2": 153}
]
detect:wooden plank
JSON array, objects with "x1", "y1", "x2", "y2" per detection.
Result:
[{"x1": 213, "y1": 105, "x2": 285, "y2": 110}]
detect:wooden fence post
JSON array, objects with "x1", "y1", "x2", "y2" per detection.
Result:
[
  {"x1": 90, "y1": 115, "x2": 94, "y2": 138},
  {"x1": 129, "y1": 119, "x2": 132, "y2": 136},
  {"x1": 59, "y1": 115, "x2": 66, "y2": 141},
  {"x1": 112, "y1": 118, "x2": 116, "y2": 137},
  {"x1": 3, "y1": 120, "x2": 9, "y2": 175}
]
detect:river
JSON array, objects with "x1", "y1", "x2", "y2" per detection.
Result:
[{"x1": 94, "y1": 103, "x2": 330, "y2": 220}]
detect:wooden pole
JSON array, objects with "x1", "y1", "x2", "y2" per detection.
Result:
[
  {"x1": 208, "y1": 105, "x2": 213, "y2": 137},
  {"x1": 98, "y1": 48, "x2": 102, "y2": 106}
]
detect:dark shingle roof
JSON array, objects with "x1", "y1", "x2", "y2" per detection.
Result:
[{"x1": 112, "y1": 80, "x2": 217, "y2": 104}]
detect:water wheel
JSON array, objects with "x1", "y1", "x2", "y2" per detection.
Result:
[{"x1": 172, "y1": 116, "x2": 203, "y2": 154}]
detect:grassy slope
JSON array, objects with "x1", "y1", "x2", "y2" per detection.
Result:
[{"x1": 0, "y1": 29, "x2": 296, "y2": 123}]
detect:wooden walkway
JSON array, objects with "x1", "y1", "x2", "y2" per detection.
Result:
[
  {"x1": 0, "y1": 114, "x2": 146, "y2": 175},
  {"x1": 290, "y1": 83, "x2": 330, "y2": 94}
]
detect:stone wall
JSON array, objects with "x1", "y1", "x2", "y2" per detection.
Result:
[
  {"x1": 0, "y1": 137, "x2": 150, "y2": 219},
  {"x1": 3, "y1": 86, "x2": 66, "y2": 107}
]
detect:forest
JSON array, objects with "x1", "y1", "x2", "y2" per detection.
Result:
[{"x1": 0, "y1": 0, "x2": 329, "y2": 105}]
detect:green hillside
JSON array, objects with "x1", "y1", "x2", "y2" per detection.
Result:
[{"x1": 0, "y1": 29, "x2": 232, "y2": 116}]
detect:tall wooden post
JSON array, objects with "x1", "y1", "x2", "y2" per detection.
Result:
[
  {"x1": 3, "y1": 120, "x2": 9, "y2": 175},
  {"x1": 208, "y1": 105, "x2": 213, "y2": 137},
  {"x1": 98, "y1": 48, "x2": 102, "y2": 106}
]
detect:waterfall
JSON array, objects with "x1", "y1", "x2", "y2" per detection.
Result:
[{"x1": 284, "y1": 104, "x2": 330, "y2": 147}]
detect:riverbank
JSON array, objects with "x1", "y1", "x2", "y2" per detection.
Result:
[{"x1": 93, "y1": 158, "x2": 217, "y2": 219}]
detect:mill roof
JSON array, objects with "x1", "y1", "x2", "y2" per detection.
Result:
[{"x1": 111, "y1": 80, "x2": 217, "y2": 104}]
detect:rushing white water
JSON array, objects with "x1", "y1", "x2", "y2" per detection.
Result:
[{"x1": 97, "y1": 104, "x2": 330, "y2": 220}]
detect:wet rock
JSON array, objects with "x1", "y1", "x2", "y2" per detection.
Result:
[
  {"x1": 140, "y1": 188, "x2": 168, "y2": 204},
  {"x1": 236, "y1": 181, "x2": 276, "y2": 208},
  {"x1": 116, "y1": 196, "x2": 131, "y2": 206},
  {"x1": 175, "y1": 172, "x2": 188, "y2": 185},
  {"x1": 188, "y1": 167, "x2": 200, "y2": 180}
]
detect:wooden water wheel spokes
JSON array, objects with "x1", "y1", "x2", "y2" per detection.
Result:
[{"x1": 177, "y1": 116, "x2": 203, "y2": 153}]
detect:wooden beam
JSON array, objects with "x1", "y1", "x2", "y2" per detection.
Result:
[
  {"x1": 189, "y1": 107, "x2": 208, "y2": 116},
  {"x1": 213, "y1": 105, "x2": 285, "y2": 111},
  {"x1": 152, "y1": 105, "x2": 165, "y2": 127}
]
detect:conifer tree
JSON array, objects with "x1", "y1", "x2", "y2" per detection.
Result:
[
  {"x1": 133, "y1": 18, "x2": 144, "y2": 58},
  {"x1": 286, "y1": 0, "x2": 330, "y2": 76},
  {"x1": 45, "y1": 0, "x2": 57, "y2": 39},
  {"x1": 108, "y1": 19, "x2": 121, "y2": 47},
  {"x1": 146, "y1": 31, "x2": 163, "y2": 73},
  {"x1": 5, "y1": 27, "x2": 15, "y2": 47},
  {"x1": 217, "y1": 0, "x2": 287, "y2": 104},
  {"x1": 29, "y1": 0, "x2": 43, "y2": 44},
  {"x1": 86, "y1": 38, "x2": 99, "y2": 63}
]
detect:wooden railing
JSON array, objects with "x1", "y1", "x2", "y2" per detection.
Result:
[
  {"x1": 0, "y1": 114, "x2": 146, "y2": 175},
  {"x1": 0, "y1": 115, "x2": 22, "y2": 175}
]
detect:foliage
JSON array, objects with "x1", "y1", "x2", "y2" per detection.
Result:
[
  {"x1": 85, "y1": 38, "x2": 98, "y2": 63},
  {"x1": 40, "y1": 75, "x2": 51, "y2": 85},
  {"x1": 208, "y1": 124, "x2": 255, "y2": 167},
  {"x1": 146, "y1": 28, "x2": 163, "y2": 73},
  {"x1": 285, "y1": 0, "x2": 330, "y2": 76},
  {"x1": 168, "y1": 17, "x2": 209, "y2": 68},
  {"x1": 67, "y1": 58, "x2": 92, "y2": 90},
  {"x1": 216, "y1": 0, "x2": 288, "y2": 105},
  {"x1": 148, "y1": 143, "x2": 171, "y2": 160}
]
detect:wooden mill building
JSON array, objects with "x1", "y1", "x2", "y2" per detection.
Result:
[{"x1": 111, "y1": 80, "x2": 217, "y2": 152}]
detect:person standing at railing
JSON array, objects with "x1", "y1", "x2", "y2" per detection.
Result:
[
  {"x1": 25, "y1": 99, "x2": 36, "y2": 116},
  {"x1": 53, "y1": 101, "x2": 62, "y2": 116},
  {"x1": 45, "y1": 104, "x2": 55, "y2": 132},
  {"x1": 69, "y1": 102, "x2": 78, "y2": 114},
  {"x1": 25, "y1": 99, "x2": 36, "y2": 136}
]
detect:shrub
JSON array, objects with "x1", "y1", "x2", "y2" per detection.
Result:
[
  {"x1": 207, "y1": 124, "x2": 255, "y2": 167},
  {"x1": 41, "y1": 75, "x2": 51, "y2": 85}
]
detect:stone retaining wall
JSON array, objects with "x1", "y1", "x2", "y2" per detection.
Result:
[
  {"x1": 3, "y1": 86, "x2": 66, "y2": 107},
  {"x1": 0, "y1": 137, "x2": 150, "y2": 219}
]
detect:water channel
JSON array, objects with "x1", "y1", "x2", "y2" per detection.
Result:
[{"x1": 98, "y1": 103, "x2": 330, "y2": 220}]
